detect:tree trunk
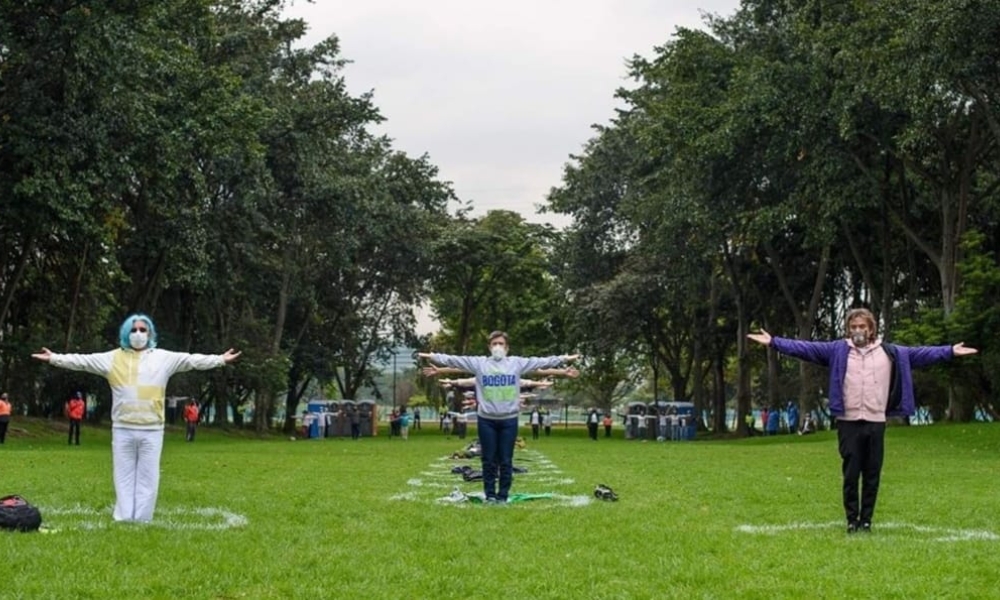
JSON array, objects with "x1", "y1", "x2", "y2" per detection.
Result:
[{"x1": 711, "y1": 352, "x2": 727, "y2": 433}]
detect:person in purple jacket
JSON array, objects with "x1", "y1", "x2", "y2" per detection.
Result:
[
  {"x1": 748, "y1": 308, "x2": 977, "y2": 534},
  {"x1": 419, "y1": 331, "x2": 579, "y2": 503}
]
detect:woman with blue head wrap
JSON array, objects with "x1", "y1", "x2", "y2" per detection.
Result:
[{"x1": 32, "y1": 313, "x2": 240, "y2": 523}]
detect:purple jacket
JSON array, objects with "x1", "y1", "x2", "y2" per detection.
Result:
[{"x1": 769, "y1": 337, "x2": 954, "y2": 417}]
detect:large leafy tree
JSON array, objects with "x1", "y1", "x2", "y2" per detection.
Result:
[{"x1": 427, "y1": 210, "x2": 565, "y2": 357}]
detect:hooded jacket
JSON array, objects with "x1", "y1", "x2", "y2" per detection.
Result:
[
  {"x1": 50, "y1": 348, "x2": 224, "y2": 430},
  {"x1": 769, "y1": 337, "x2": 954, "y2": 417},
  {"x1": 429, "y1": 353, "x2": 566, "y2": 420}
]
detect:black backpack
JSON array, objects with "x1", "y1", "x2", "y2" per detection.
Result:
[{"x1": 0, "y1": 495, "x2": 43, "y2": 532}]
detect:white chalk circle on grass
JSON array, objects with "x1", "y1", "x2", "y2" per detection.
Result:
[
  {"x1": 39, "y1": 505, "x2": 248, "y2": 531},
  {"x1": 735, "y1": 521, "x2": 998, "y2": 542}
]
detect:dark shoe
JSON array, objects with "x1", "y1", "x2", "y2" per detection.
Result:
[
  {"x1": 594, "y1": 484, "x2": 618, "y2": 501},
  {"x1": 859, "y1": 522, "x2": 872, "y2": 533},
  {"x1": 847, "y1": 521, "x2": 859, "y2": 534}
]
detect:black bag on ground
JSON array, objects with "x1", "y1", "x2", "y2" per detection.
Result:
[{"x1": 0, "y1": 495, "x2": 43, "y2": 532}]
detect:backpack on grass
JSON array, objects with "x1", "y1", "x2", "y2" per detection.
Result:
[{"x1": 0, "y1": 495, "x2": 42, "y2": 532}]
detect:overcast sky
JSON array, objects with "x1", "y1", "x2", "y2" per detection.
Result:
[
  {"x1": 283, "y1": 0, "x2": 742, "y2": 231},
  {"x1": 282, "y1": 1, "x2": 742, "y2": 333}
]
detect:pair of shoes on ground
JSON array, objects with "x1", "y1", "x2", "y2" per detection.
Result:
[{"x1": 847, "y1": 521, "x2": 872, "y2": 534}]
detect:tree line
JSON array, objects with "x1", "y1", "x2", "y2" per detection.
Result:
[
  {"x1": 3, "y1": 1, "x2": 998, "y2": 433},
  {"x1": 546, "y1": 0, "x2": 1000, "y2": 428}
]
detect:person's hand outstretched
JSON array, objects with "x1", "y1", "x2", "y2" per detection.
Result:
[
  {"x1": 31, "y1": 347, "x2": 53, "y2": 362},
  {"x1": 747, "y1": 330, "x2": 772, "y2": 346},
  {"x1": 952, "y1": 343, "x2": 978, "y2": 357},
  {"x1": 222, "y1": 349, "x2": 241, "y2": 364}
]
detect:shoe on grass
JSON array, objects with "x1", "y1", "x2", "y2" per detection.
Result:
[{"x1": 594, "y1": 484, "x2": 618, "y2": 501}]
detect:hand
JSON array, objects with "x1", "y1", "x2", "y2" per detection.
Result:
[
  {"x1": 422, "y1": 365, "x2": 441, "y2": 377},
  {"x1": 416, "y1": 352, "x2": 433, "y2": 360},
  {"x1": 31, "y1": 347, "x2": 53, "y2": 362},
  {"x1": 562, "y1": 353, "x2": 581, "y2": 363},
  {"x1": 221, "y1": 349, "x2": 241, "y2": 364},
  {"x1": 564, "y1": 366, "x2": 580, "y2": 378},
  {"x1": 462, "y1": 397, "x2": 477, "y2": 410},
  {"x1": 747, "y1": 330, "x2": 772, "y2": 346},
  {"x1": 952, "y1": 343, "x2": 978, "y2": 357}
]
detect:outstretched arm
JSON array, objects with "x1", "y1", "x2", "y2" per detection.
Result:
[
  {"x1": 422, "y1": 365, "x2": 469, "y2": 378},
  {"x1": 751, "y1": 331, "x2": 838, "y2": 366},
  {"x1": 530, "y1": 367, "x2": 580, "y2": 378},
  {"x1": 908, "y1": 342, "x2": 978, "y2": 369},
  {"x1": 519, "y1": 378, "x2": 554, "y2": 389},
  {"x1": 32, "y1": 347, "x2": 115, "y2": 376}
]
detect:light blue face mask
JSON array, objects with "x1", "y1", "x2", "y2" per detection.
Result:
[{"x1": 491, "y1": 345, "x2": 507, "y2": 360}]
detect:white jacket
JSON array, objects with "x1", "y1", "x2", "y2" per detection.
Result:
[{"x1": 51, "y1": 348, "x2": 224, "y2": 430}]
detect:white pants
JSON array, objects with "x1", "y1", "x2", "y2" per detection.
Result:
[{"x1": 112, "y1": 427, "x2": 164, "y2": 522}]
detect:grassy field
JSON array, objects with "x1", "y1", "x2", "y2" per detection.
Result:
[{"x1": 1, "y1": 418, "x2": 998, "y2": 599}]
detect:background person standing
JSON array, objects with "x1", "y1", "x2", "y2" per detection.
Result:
[
  {"x1": 587, "y1": 408, "x2": 600, "y2": 441},
  {"x1": 529, "y1": 407, "x2": 541, "y2": 440},
  {"x1": 398, "y1": 407, "x2": 411, "y2": 440},
  {"x1": 184, "y1": 400, "x2": 200, "y2": 442},
  {"x1": 349, "y1": 405, "x2": 361, "y2": 440},
  {"x1": 66, "y1": 391, "x2": 85, "y2": 445},
  {"x1": 0, "y1": 392, "x2": 11, "y2": 444}
]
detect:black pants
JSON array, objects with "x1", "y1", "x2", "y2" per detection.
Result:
[
  {"x1": 0, "y1": 418, "x2": 8, "y2": 443},
  {"x1": 587, "y1": 423, "x2": 598, "y2": 440},
  {"x1": 186, "y1": 422, "x2": 197, "y2": 441},
  {"x1": 837, "y1": 419, "x2": 886, "y2": 525},
  {"x1": 531, "y1": 424, "x2": 539, "y2": 440},
  {"x1": 68, "y1": 419, "x2": 81, "y2": 445},
  {"x1": 351, "y1": 423, "x2": 360, "y2": 439},
  {"x1": 604, "y1": 425, "x2": 611, "y2": 437}
]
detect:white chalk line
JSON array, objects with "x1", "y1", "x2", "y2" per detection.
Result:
[
  {"x1": 39, "y1": 505, "x2": 248, "y2": 531},
  {"x1": 736, "y1": 521, "x2": 998, "y2": 542},
  {"x1": 407, "y1": 477, "x2": 576, "y2": 490},
  {"x1": 396, "y1": 448, "x2": 583, "y2": 506}
]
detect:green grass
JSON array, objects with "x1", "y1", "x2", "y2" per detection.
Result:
[{"x1": 2, "y1": 419, "x2": 999, "y2": 599}]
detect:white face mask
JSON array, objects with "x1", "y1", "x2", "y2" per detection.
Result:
[
  {"x1": 491, "y1": 345, "x2": 507, "y2": 360},
  {"x1": 850, "y1": 329, "x2": 868, "y2": 347},
  {"x1": 129, "y1": 331, "x2": 149, "y2": 350}
]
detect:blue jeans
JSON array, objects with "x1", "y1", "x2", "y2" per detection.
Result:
[{"x1": 477, "y1": 416, "x2": 519, "y2": 501}]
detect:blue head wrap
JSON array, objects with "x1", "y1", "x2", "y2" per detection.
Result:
[{"x1": 118, "y1": 313, "x2": 158, "y2": 350}]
